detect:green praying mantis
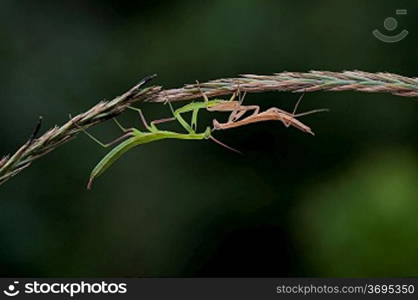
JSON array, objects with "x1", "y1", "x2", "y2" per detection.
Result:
[
  {"x1": 78, "y1": 96, "x2": 242, "y2": 189},
  {"x1": 78, "y1": 79, "x2": 328, "y2": 189}
]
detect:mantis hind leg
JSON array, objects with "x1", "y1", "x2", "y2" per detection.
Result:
[
  {"x1": 127, "y1": 106, "x2": 158, "y2": 132},
  {"x1": 283, "y1": 92, "x2": 329, "y2": 126},
  {"x1": 71, "y1": 114, "x2": 134, "y2": 148},
  {"x1": 78, "y1": 126, "x2": 134, "y2": 148},
  {"x1": 283, "y1": 92, "x2": 305, "y2": 127},
  {"x1": 195, "y1": 80, "x2": 209, "y2": 103},
  {"x1": 113, "y1": 118, "x2": 128, "y2": 132},
  {"x1": 151, "y1": 117, "x2": 176, "y2": 126}
]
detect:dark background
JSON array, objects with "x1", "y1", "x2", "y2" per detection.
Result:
[{"x1": 0, "y1": 0, "x2": 417, "y2": 277}]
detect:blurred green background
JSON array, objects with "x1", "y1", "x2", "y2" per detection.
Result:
[{"x1": 0, "y1": 0, "x2": 417, "y2": 277}]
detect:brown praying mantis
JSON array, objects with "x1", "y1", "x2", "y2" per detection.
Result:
[{"x1": 194, "y1": 83, "x2": 329, "y2": 136}]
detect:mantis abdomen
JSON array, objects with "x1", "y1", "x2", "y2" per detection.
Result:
[{"x1": 87, "y1": 131, "x2": 209, "y2": 189}]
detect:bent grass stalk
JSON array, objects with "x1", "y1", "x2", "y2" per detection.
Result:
[{"x1": 0, "y1": 70, "x2": 417, "y2": 186}]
